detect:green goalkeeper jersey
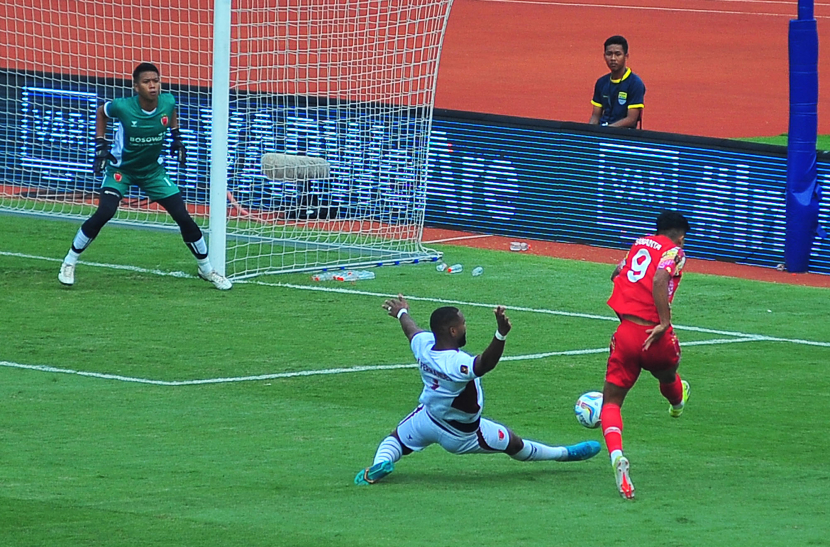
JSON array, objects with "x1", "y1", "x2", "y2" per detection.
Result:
[{"x1": 104, "y1": 93, "x2": 176, "y2": 175}]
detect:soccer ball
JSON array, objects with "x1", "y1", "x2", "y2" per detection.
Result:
[{"x1": 575, "y1": 391, "x2": 603, "y2": 428}]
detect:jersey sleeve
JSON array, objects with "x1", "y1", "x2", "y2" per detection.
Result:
[
  {"x1": 103, "y1": 100, "x2": 117, "y2": 119},
  {"x1": 657, "y1": 246, "x2": 686, "y2": 276},
  {"x1": 591, "y1": 78, "x2": 603, "y2": 107},
  {"x1": 410, "y1": 331, "x2": 435, "y2": 361},
  {"x1": 627, "y1": 77, "x2": 645, "y2": 108},
  {"x1": 446, "y1": 352, "x2": 476, "y2": 381}
]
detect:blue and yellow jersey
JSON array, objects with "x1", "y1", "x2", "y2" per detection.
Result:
[{"x1": 591, "y1": 68, "x2": 645, "y2": 126}]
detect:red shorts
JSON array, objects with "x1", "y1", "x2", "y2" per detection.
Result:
[{"x1": 606, "y1": 319, "x2": 681, "y2": 390}]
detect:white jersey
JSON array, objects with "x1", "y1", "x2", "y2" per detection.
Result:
[{"x1": 411, "y1": 331, "x2": 483, "y2": 429}]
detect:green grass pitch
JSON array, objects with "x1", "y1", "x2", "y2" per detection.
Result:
[{"x1": 0, "y1": 213, "x2": 828, "y2": 546}]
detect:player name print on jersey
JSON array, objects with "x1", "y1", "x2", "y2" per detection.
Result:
[
  {"x1": 419, "y1": 360, "x2": 451, "y2": 381},
  {"x1": 633, "y1": 237, "x2": 662, "y2": 250}
]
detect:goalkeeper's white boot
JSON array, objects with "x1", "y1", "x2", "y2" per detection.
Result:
[
  {"x1": 199, "y1": 270, "x2": 232, "y2": 290},
  {"x1": 58, "y1": 262, "x2": 75, "y2": 286}
]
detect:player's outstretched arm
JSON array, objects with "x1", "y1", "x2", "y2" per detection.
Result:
[
  {"x1": 383, "y1": 294, "x2": 423, "y2": 341},
  {"x1": 473, "y1": 306, "x2": 512, "y2": 377}
]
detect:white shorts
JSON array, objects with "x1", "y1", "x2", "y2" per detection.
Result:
[{"x1": 395, "y1": 405, "x2": 511, "y2": 455}]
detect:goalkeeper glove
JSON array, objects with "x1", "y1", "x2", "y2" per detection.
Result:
[
  {"x1": 93, "y1": 137, "x2": 116, "y2": 175},
  {"x1": 170, "y1": 128, "x2": 187, "y2": 167}
]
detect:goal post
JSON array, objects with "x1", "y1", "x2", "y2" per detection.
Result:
[
  {"x1": 0, "y1": 0, "x2": 452, "y2": 278},
  {"x1": 221, "y1": 0, "x2": 450, "y2": 278},
  {"x1": 209, "y1": 0, "x2": 232, "y2": 277}
]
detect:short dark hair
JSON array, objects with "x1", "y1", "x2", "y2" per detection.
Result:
[
  {"x1": 604, "y1": 35, "x2": 629, "y2": 54},
  {"x1": 430, "y1": 306, "x2": 461, "y2": 335},
  {"x1": 656, "y1": 210, "x2": 690, "y2": 235},
  {"x1": 133, "y1": 62, "x2": 160, "y2": 82}
]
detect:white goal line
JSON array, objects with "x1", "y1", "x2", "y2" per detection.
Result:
[
  {"x1": 0, "y1": 337, "x2": 761, "y2": 387},
  {"x1": 3, "y1": 250, "x2": 830, "y2": 349}
]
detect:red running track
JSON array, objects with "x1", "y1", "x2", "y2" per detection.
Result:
[{"x1": 436, "y1": 0, "x2": 830, "y2": 138}]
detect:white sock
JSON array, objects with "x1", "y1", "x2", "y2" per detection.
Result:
[
  {"x1": 64, "y1": 249, "x2": 81, "y2": 266},
  {"x1": 610, "y1": 449, "x2": 623, "y2": 465},
  {"x1": 186, "y1": 237, "x2": 208, "y2": 256},
  {"x1": 197, "y1": 258, "x2": 212, "y2": 275},
  {"x1": 373, "y1": 436, "x2": 403, "y2": 465},
  {"x1": 510, "y1": 440, "x2": 568, "y2": 461},
  {"x1": 65, "y1": 228, "x2": 92, "y2": 265},
  {"x1": 72, "y1": 228, "x2": 92, "y2": 251}
]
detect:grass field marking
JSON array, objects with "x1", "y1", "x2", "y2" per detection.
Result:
[
  {"x1": 260, "y1": 280, "x2": 793, "y2": 341},
  {"x1": 502, "y1": 337, "x2": 763, "y2": 361},
  {"x1": 0, "y1": 361, "x2": 181, "y2": 386},
  {"x1": 0, "y1": 360, "x2": 417, "y2": 386},
  {"x1": 0, "y1": 337, "x2": 779, "y2": 387},
  {"x1": 1, "y1": 251, "x2": 194, "y2": 279},
  {"x1": 744, "y1": 335, "x2": 830, "y2": 348},
  {"x1": 4, "y1": 251, "x2": 830, "y2": 348}
]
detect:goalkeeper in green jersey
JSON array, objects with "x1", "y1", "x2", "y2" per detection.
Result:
[{"x1": 58, "y1": 63, "x2": 231, "y2": 290}]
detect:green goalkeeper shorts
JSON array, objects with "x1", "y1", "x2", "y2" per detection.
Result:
[{"x1": 102, "y1": 164, "x2": 180, "y2": 201}]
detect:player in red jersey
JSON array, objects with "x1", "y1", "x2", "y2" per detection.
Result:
[{"x1": 601, "y1": 210, "x2": 691, "y2": 499}]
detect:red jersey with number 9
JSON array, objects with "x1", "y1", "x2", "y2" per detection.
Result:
[{"x1": 607, "y1": 235, "x2": 686, "y2": 323}]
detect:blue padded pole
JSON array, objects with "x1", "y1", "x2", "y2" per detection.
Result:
[
  {"x1": 798, "y1": 0, "x2": 813, "y2": 20},
  {"x1": 785, "y1": 5, "x2": 820, "y2": 273}
]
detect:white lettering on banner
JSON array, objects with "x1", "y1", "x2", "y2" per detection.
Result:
[
  {"x1": 597, "y1": 141, "x2": 681, "y2": 233},
  {"x1": 427, "y1": 133, "x2": 518, "y2": 221},
  {"x1": 697, "y1": 164, "x2": 767, "y2": 251},
  {"x1": 226, "y1": 112, "x2": 430, "y2": 210}
]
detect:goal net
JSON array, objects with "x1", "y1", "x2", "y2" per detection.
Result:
[{"x1": 0, "y1": 0, "x2": 451, "y2": 278}]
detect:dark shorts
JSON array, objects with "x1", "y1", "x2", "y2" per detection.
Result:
[{"x1": 606, "y1": 319, "x2": 681, "y2": 390}]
